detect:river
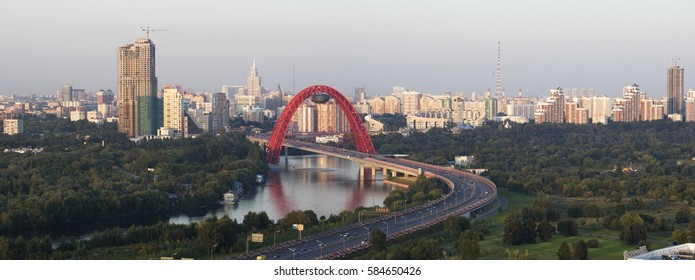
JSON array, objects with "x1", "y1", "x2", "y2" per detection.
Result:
[
  {"x1": 43, "y1": 154, "x2": 391, "y2": 246},
  {"x1": 168, "y1": 154, "x2": 392, "y2": 224}
]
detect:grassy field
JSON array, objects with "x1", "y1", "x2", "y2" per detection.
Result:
[{"x1": 471, "y1": 190, "x2": 682, "y2": 260}]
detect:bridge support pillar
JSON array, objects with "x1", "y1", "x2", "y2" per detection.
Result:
[
  {"x1": 382, "y1": 168, "x2": 388, "y2": 178},
  {"x1": 371, "y1": 166, "x2": 376, "y2": 177},
  {"x1": 359, "y1": 164, "x2": 365, "y2": 179},
  {"x1": 284, "y1": 146, "x2": 289, "y2": 166},
  {"x1": 391, "y1": 170, "x2": 398, "y2": 178}
]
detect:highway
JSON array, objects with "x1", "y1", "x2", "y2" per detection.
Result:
[{"x1": 232, "y1": 135, "x2": 497, "y2": 260}]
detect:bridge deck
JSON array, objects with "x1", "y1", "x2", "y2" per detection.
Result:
[{"x1": 237, "y1": 134, "x2": 497, "y2": 260}]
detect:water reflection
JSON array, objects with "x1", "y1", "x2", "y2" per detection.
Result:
[{"x1": 168, "y1": 154, "x2": 392, "y2": 224}]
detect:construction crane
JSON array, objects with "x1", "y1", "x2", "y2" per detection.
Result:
[{"x1": 141, "y1": 26, "x2": 167, "y2": 40}]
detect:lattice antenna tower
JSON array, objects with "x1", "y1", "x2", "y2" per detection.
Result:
[{"x1": 495, "y1": 41, "x2": 504, "y2": 97}]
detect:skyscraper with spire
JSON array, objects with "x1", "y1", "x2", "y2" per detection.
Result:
[{"x1": 247, "y1": 60, "x2": 262, "y2": 96}]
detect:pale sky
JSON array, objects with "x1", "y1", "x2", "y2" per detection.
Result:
[{"x1": 1, "y1": 0, "x2": 693, "y2": 98}]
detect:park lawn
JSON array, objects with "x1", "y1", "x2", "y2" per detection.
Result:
[
  {"x1": 478, "y1": 225, "x2": 635, "y2": 260},
  {"x1": 488, "y1": 188, "x2": 536, "y2": 224}
]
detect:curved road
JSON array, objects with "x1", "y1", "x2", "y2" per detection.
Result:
[{"x1": 232, "y1": 136, "x2": 497, "y2": 260}]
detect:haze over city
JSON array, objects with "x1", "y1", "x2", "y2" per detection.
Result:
[{"x1": 2, "y1": 0, "x2": 694, "y2": 97}]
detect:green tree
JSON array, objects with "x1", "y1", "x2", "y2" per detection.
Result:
[
  {"x1": 556, "y1": 241, "x2": 572, "y2": 260},
  {"x1": 0, "y1": 237, "x2": 10, "y2": 259},
  {"x1": 675, "y1": 204, "x2": 691, "y2": 223},
  {"x1": 671, "y1": 229, "x2": 688, "y2": 244},
  {"x1": 276, "y1": 210, "x2": 319, "y2": 230},
  {"x1": 536, "y1": 220, "x2": 555, "y2": 242},
  {"x1": 619, "y1": 213, "x2": 648, "y2": 245},
  {"x1": 370, "y1": 229, "x2": 387, "y2": 253},
  {"x1": 557, "y1": 220, "x2": 579, "y2": 236},
  {"x1": 443, "y1": 216, "x2": 471, "y2": 236},
  {"x1": 571, "y1": 240, "x2": 588, "y2": 260},
  {"x1": 687, "y1": 222, "x2": 695, "y2": 243},
  {"x1": 242, "y1": 211, "x2": 272, "y2": 231},
  {"x1": 457, "y1": 230, "x2": 480, "y2": 260},
  {"x1": 672, "y1": 229, "x2": 688, "y2": 244},
  {"x1": 503, "y1": 216, "x2": 524, "y2": 245},
  {"x1": 586, "y1": 238, "x2": 600, "y2": 248},
  {"x1": 195, "y1": 218, "x2": 223, "y2": 253},
  {"x1": 522, "y1": 219, "x2": 537, "y2": 243},
  {"x1": 409, "y1": 239, "x2": 440, "y2": 260}
]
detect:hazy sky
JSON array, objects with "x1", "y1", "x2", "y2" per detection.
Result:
[{"x1": 1, "y1": 0, "x2": 693, "y2": 98}]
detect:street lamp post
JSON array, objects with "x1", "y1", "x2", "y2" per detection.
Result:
[
  {"x1": 454, "y1": 188, "x2": 460, "y2": 205},
  {"x1": 274, "y1": 230, "x2": 280, "y2": 246},
  {"x1": 339, "y1": 233, "x2": 349, "y2": 250},
  {"x1": 316, "y1": 240, "x2": 325, "y2": 259},
  {"x1": 289, "y1": 248, "x2": 297, "y2": 260},
  {"x1": 418, "y1": 210, "x2": 423, "y2": 224},
  {"x1": 382, "y1": 221, "x2": 389, "y2": 236}
]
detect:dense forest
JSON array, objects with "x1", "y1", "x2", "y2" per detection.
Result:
[
  {"x1": 0, "y1": 116, "x2": 267, "y2": 233},
  {"x1": 373, "y1": 120, "x2": 695, "y2": 203},
  {"x1": 371, "y1": 120, "x2": 695, "y2": 256}
]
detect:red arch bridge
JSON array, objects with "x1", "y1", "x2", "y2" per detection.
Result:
[{"x1": 241, "y1": 85, "x2": 498, "y2": 260}]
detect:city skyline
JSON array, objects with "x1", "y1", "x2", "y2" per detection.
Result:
[{"x1": 1, "y1": 0, "x2": 694, "y2": 97}]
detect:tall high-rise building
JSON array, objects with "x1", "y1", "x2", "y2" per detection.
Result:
[
  {"x1": 667, "y1": 64, "x2": 684, "y2": 116},
  {"x1": 96, "y1": 89, "x2": 114, "y2": 105},
  {"x1": 72, "y1": 88, "x2": 86, "y2": 102},
  {"x1": 591, "y1": 96, "x2": 612, "y2": 124},
  {"x1": 118, "y1": 38, "x2": 158, "y2": 137},
  {"x1": 384, "y1": 96, "x2": 401, "y2": 115},
  {"x1": 401, "y1": 91, "x2": 421, "y2": 114},
  {"x1": 60, "y1": 84, "x2": 73, "y2": 103},
  {"x1": 640, "y1": 98, "x2": 665, "y2": 122},
  {"x1": 247, "y1": 60, "x2": 262, "y2": 97},
  {"x1": 355, "y1": 87, "x2": 366, "y2": 102},
  {"x1": 614, "y1": 84, "x2": 642, "y2": 122},
  {"x1": 484, "y1": 97, "x2": 498, "y2": 120},
  {"x1": 317, "y1": 101, "x2": 348, "y2": 133},
  {"x1": 297, "y1": 103, "x2": 317, "y2": 133},
  {"x1": 368, "y1": 97, "x2": 386, "y2": 115},
  {"x1": 210, "y1": 92, "x2": 229, "y2": 134},
  {"x1": 565, "y1": 102, "x2": 589, "y2": 124},
  {"x1": 685, "y1": 89, "x2": 695, "y2": 122},
  {"x1": 535, "y1": 87, "x2": 565, "y2": 124},
  {"x1": 222, "y1": 85, "x2": 244, "y2": 100},
  {"x1": 506, "y1": 96, "x2": 534, "y2": 121},
  {"x1": 162, "y1": 87, "x2": 184, "y2": 137}
]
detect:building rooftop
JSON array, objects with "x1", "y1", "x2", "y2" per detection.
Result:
[{"x1": 626, "y1": 243, "x2": 695, "y2": 260}]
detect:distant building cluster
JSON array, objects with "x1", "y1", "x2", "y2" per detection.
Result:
[
  {"x1": 356, "y1": 63, "x2": 691, "y2": 133},
  {"x1": 1, "y1": 38, "x2": 692, "y2": 138},
  {"x1": 0, "y1": 84, "x2": 117, "y2": 135}
]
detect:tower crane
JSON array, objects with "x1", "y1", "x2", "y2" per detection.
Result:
[{"x1": 141, "y1": 26, "x2": 167, "y2": 40}]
